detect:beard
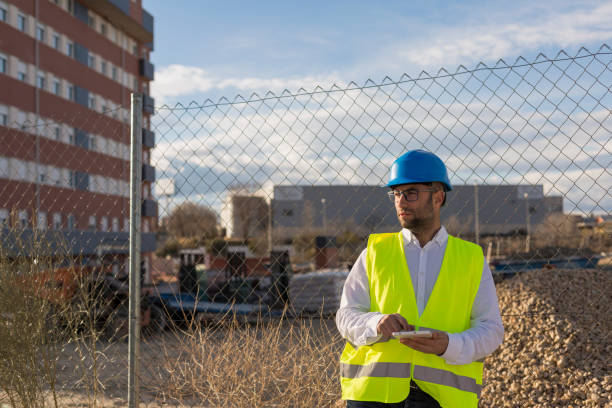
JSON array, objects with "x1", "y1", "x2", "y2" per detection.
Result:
[{"x1": 397, "y1": 195, "x2": 435, "y2": 231}]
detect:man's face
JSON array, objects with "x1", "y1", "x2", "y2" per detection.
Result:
[{"x1": 392, "y1": 183, "x2": 439, "y2": 230}]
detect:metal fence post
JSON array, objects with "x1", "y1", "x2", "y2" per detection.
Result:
[{"x1": 128, "y1": 93, "x2": 143, "y2": 407}]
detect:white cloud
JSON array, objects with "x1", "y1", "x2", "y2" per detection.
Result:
[
  {"x1": 392, "y1": 2, "x2": 612, "y2": 69},
  {"x1": 151, "y1": 64, "x2": 343, "y2": 106}
]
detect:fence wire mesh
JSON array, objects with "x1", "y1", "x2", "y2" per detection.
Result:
[{"x1": 0, "y1": 45, "x2": 610, "y2": 407}]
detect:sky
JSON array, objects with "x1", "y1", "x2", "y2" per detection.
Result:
[
  {"x1": 142, "y1": 0, "x2": 612, "y2": 217},
  {"x1": 146, "y1": 0, "x2": 612, "y2": 106}
]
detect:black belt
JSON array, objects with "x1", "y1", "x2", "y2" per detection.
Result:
[{"x1": 409, "y1": 380, "x2": 441, "y2": 407}]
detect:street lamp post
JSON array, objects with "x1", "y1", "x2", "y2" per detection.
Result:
[
  {"x1": 321, "y1": 198, "x2": 327, "y2": 232},
  {"x1": 524, "y1": 192, "x2": 531, "y2": 253}
]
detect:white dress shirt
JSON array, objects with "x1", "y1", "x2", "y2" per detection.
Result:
[{"x1": 335, "y1": 227, "x2": 504, "y2": 365}]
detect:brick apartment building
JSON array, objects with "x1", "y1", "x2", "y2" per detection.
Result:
[{"x1": 0, "y1": 0, "x2": 157, "y2": 279}]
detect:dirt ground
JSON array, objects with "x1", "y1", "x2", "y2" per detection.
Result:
[{"x1": 3, "y1": 267, "x2": 609, "y2": 407}]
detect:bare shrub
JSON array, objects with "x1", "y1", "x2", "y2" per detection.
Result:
[
  {"x1": 151, "y1": 315, "x2": 344, "y2": 407},
  {"x1": 0, "y1": 228, "x2": 68, "y2": 408},
  {"x1": 534, "y1": 214, "x2": 581, "y2": 249}
]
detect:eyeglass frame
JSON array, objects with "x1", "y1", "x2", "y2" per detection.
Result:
[{"x1": 387, "y1": 187, "x2": 439, "y2": 202}]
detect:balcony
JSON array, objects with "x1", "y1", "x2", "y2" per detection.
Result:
[
  {"x1": 108, "y1": 0, "x2": 130, "y2": 14},
  {"x1": 74, "y1": 86, "x2": 89, "y2": 108},
  {"x1": 142, "y1": 129, "x2": 155, "y2": 148},
  {"x1": 142, "y1": 199, "x2": 157, "y2": 217},
  {"x1": 142, "y1": 164, "x2": 155, "y2": 183},
  {"x1": 0, "y1": 229, "x2": 156, "y2": 256},
  {"x1": 143, "y1": 94, "x2": 155, "y2": 115},
  {"x1": 139, "y1": 59, "x2": 154, "y2": 80},
  {"x1": 78, "y1": 0, "x2": 153, "y2": 44},
  {"x1": 74, "y1": 128, "x2": 90, "y2": 149},
  {"x1": 74, "y1": 43, "x2": 88, "y2": 65},
  {"x1": 142, "y1": 9, "x2": 154, "y2": 35}
]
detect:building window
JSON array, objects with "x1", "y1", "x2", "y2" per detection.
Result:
[
  {"x1": 54, "y1": 125, "x2": 60, "y2": 140},
  {"x1": 17, "y1": 14, "x2": 26, "y2": 32},
  {"x1": 100, "y1": 23, "x2": 106, "y2": 35},
  {"x1": 38, "y1": 165, "x2": 46, "y2": 183},
  {"x1": 53, "y1": 79, "x2": 60, "y2": 95},
  {"x1": 67, "y1": 84, "x2": 74, "y2": 101},
  {"x1": 65, "y1": 41, "x2": 73, "y2": 58},
  {"x1": 124, "y1": 218, "x2": 129, "y2": 232},
  {"x1": 0, "y1": 53, "x2": 6, "y2": 74},
  {"x1": 37, "y1": 212, "x2": 47, "y2": 230},
  {"x1": 37, "y1": 73, "x2": 45, "y2": 89},
  {"x1": 88, "y1": 52, "x2": 95, "y2": 68},
  {"x1": 67, "y1": 214, "x2": 75, "y2": 230},
  {"x1": 100, "y1": 60, "x2": 107, "y2": 76},
  {"x1": 111, "y1": 66, "x2": 117, "y2": 81},
  {"x1": 0, "y1": 2, "x2": 7, "y2": 23},
  {"x1": 16, "y1": 111, "x2": 26, "y2": 131},
  {"x1": 100, "y1": 216, "x2": 108, "y2": 232},
  {"x1": 88, "y1": 215, "x2": 96, "y2": 230},
  {"x1": 18, "y1": 210, "x2": 28, "y2": 228},
  {"x1": 53, "y1": 213, "x2": 61, "y2": 230},
  {"x1": 17, "y1": 62, "x2": 27, "y2": 81},
  {"x1": 52, "y1": 33, "x2": 60, "y2": 49},
  {"x1": 0, "y1": 209, "x2": 8, "y2": 226},
  {"x1": 112, "y1": 217, "x2": 119, "y2": 232},
  {"x1": 0, "y1": 156, "x2": 7, "y2": 176},
  {"x1": 0, "y1": 104, "x2": 7, "y2": 126},
  {"x1": 36, "y1": 25, "x2": 45, "y2": 42},
  {"x1": 88, "y1": 94, "x2": 95, "y2": 110}
]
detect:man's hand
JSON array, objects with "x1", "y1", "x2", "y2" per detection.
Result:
[
  {"x1": 376, "y1": 313, "x2": 412, "y2": 338},
  {"x1": 400, "y1": 331, "x2": 449, "y2": 356}
]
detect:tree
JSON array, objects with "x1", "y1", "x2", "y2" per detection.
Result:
[
  {"x1": 534, "y1": 213, "x2": 580, "y2": 249},
  {"x1": 233, "y1": 195, "x2": 268, "y2": 240},
  {"x1": 163, "y1": 202, "x2": 219, "y2": 240}
]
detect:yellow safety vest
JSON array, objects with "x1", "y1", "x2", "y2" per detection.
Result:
[{"x1": 340, "y1": 232, "x2": 484, "y2": 407}]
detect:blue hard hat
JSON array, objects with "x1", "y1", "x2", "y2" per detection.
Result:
[{"x1": 387, "y1": 150, "x2": 452, "y2": 191}]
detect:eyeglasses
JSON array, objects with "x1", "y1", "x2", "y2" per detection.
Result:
[{"x1": 387, "y1": 188, "x2": 438, "y2": 202}]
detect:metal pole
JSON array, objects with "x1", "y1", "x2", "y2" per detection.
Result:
[
  {"x1": 128, "y1": 93, "x2": 142, "y2": 408},
  {"x1": 524, "y1": 193, "x2": 530, "y2": 253},
  {"x1": 267, "y1": 196, "x2": 273, "y2": 253},
  {"x1": 321, "y1": 198, "x2": 327, "y2": 232},
  {"x1": 474, "y1": 184, "x2": 479, "y2": 246}
]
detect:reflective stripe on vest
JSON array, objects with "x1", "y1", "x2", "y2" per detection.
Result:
[
  {"x1": 341, "y1": 362, "x2": 482, "y2": 397},
  {"x1": 340, "y1": 362, "x2": 411, "y2": 379},
  {"x1": 413, "y1": 365, "x2": 482, "y2": 398},
  {"x1": 339, "y1": 232, "x2": 484, "y2": 406}
]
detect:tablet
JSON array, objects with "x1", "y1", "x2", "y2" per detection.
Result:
[{"x1": 392, "y1": 330, "x2": 433, "y2": 339}]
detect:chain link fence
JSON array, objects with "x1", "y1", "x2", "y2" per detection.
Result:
[{"x1": 0, "y1": 45, "x2": 610, "y2": 407}]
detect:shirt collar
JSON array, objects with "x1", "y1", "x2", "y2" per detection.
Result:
[{"x1": 401, "y1": 226, "x2": 448, "y2": 248}]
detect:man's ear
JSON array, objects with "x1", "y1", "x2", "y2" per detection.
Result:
[
  {"x1": 432, "y1": 182, "x2": 445, "y2": 207},
  {"x1": 433, "y1": 190, "x2": 445, "y2": 207}
]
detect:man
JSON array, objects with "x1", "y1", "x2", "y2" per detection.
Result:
[{"x1": 336, "y1": 150, "x2": 504, "y2": 407}]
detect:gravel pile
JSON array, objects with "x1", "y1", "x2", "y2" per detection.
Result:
[{"x1": 482, "y1": 268, "x2": 611, "y2": 407}]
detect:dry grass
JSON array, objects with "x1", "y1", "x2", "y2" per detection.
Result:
[
  {"x1": 2, "y1": 225, "x2": 609, "y2": 408},
  {"x1": 145, "y1": 315, "x2": 344, "y2": 408},
  {"x1": 0, "y1": 227, "x2": 130, "y2": 408}
]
